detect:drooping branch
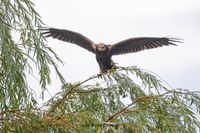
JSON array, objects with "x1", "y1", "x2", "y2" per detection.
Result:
[{"x1": 105, "y1": 90, "x2": 173, "y2": 122}]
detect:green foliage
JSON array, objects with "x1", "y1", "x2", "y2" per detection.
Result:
[
  {"x1": 0, "y1": 0, "x2": 200, "y2": 132},
  {"x1": 43, "y1": 67, "x2": 200, "y2": 132},
  {"x1": 0, "y1": 0, "x2": 65, "y2": 110},
  {"x1": 0, "y1": 66, "x2": 200, "y2": 132}
]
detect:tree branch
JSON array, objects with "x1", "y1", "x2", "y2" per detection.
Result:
[
  {"x1": 105, "y1": 90, "x2": 173, "y2": 122},
  {"x1": 49, "y1": 74, "x2": 100, "y2": 113},
  {"x1": 105, "y1": 96, "x2": 149, "y2": 122}
]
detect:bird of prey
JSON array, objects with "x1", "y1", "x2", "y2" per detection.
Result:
[{"x1": 42, "y1": 28, "x2": 180, "y2": 73}]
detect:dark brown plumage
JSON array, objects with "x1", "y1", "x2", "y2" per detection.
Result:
[{"x1": 42, "y1": 28, "x2": 181, "y2": 72}]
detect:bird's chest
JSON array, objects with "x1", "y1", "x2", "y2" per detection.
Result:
[
  {"x1": 96, "y1": 52, "x2": 111, "y2": 63},
  {"x1": 96, "y1": 53, "x2": 111, "y2": 68}
]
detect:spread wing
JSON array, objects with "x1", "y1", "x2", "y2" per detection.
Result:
[
  {"x1": 109, "y1": 37, "x2": 181, "y2": 55},
  {"x1": 42, "y1": 28, "x2": 96, "y2": 53}
]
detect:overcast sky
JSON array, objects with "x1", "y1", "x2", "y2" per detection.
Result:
[{"x1": 33, "y1": 0, "x2": 200, "y2": 99}]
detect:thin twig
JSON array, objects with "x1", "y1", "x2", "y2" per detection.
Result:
[
  {"x1": 105, "y1": 96, "x2": 148, "y2": 122},
  {"x1": 48, "y1": 67, "x2": 124, "y2": 113},
  {"x1": 141, "y1": 68, "x2": 174, "y2": 89}
]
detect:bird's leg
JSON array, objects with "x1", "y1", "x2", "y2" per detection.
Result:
[
  {"x1": 110, "y1": 61, "x2": 117, "y2": 72},
  {"x1": 98, "y1": 72, "x2": 103, "y2": 78},
  {"x1": 97, "y1": 69, "x2": 105, "y2": 78},
  {"x1": 98, "y1": 69, "x2": 110, "y2": 78}
]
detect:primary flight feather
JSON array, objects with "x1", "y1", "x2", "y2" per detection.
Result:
[{"x1": 42, "y1": 28, "x2": 181, "y2": 72}]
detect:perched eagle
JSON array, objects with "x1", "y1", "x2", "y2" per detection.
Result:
[{"x1": 43, "y1": 28, "x2": 180, "y2": 73}]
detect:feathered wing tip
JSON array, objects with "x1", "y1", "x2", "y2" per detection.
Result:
[
  {"x1": 37, "y1": 27, "x2": 52, "y2": 37},
  {"x1": 109, "y1": 37, "x2": 182, "y2": 55},
  {"x1": 37, "y1": 27, "x2": 52, "y2": 31},
  {"x1": 167, "y1": 37, "x2": 183, "y2": 45},
  {"x1": 39, "y1": 27, "x2": 96, "y2": 53},
  {"x1": 39, "y1": 27, "x2": 56, "y2": 37},
  {"x1": 37, "y1": 27, "x2": 50, "y2": 30}
]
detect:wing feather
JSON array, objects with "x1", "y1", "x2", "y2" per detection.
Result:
[
  {"x1": 109, "y1": 37, "x2": 181, "y2": 55},
  {"x1": 42, "y1": 28, "x2": 96, "y2": 53}
]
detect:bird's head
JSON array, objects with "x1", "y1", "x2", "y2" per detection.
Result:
[
  {"x1": 96, "y1": 43, "x2": 109, "y2": 52},
  {"x1": 96, "y1": 43, "x2": 107, "y2": 52}
]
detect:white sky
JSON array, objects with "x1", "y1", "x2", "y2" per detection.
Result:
[{"x1": 32, "y1": 0, "x2": 200, "y2": 99}]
